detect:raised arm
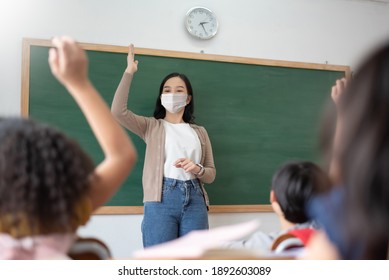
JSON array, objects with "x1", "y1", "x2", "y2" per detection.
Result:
[
  {"x1": 329, "y1": 78, "x2": 347, "y2": 185},
  {"x1": 125, "y1": 44, "x2": 138, "y2": 75},
  {"x1": 48, "y1": 36, "x2": 137, "y2": 211},
  {"x1": 111, "y1": 44, "x2": 149, "y2": 139}
]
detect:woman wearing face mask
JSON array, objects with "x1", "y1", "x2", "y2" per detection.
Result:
[{"x1": 111, "y1": 44, "x2": 216, "y2": 247}]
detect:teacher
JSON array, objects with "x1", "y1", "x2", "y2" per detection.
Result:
[{"x1": 111, "y1": 44, "x2": 216, "y2": 247}]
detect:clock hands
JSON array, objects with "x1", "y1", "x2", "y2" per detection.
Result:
[{"x1": 199, "y1": 21, "x2": 209, "y2": 35}]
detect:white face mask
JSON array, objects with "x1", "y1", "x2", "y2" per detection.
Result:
[{"x1": 161, "y1": 93, "x2": 188, "y2": 114}]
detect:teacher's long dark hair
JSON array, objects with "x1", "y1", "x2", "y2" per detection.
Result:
[{"x1": 153, "y1": 73, "x2": 195, "y2": 124}]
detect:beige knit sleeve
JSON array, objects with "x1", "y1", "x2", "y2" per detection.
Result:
[
  {"x1": 111, "y1": 72, "x2": 149, "y2": 139},
  {"x1": 197, "y1": 127, "x2": 216, "y2": 184}
]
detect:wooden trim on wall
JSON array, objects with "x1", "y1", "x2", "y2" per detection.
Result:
[
  {"x1": 22, "y1": 38, "x2": 352, "y2": 76},
  {"x1": 21, "y1": 38, "x2": 351, "y2": 114},
  {"x1": 21, "y1": 39, "x2": 32, "y2": 117}
]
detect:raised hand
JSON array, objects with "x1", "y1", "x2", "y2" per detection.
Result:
[
  {"x1": 49, "y1": 36, "x2": 137, "y2": 210},
  {"x1": 331, "y1": 78, "x2": 347, "y2": 106},
  {"x1": 48, "y1": 36, "x2": 88, "y2": 90},
  {"x1": 125, "y1": 44, "x2": 139, "y2": 75}
]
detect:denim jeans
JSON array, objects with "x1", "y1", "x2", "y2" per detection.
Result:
[{"x1": 142, "y1": 177, "x2": 209, "y2": 248}]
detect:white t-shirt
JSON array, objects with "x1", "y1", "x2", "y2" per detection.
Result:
[{"x1": 163, "y1": 120, "x2": 201, "y2": 180}]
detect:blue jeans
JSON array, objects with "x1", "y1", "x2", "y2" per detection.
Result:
[{"x1": 142, "y1": 177, "x2": 209, "y2": 248}]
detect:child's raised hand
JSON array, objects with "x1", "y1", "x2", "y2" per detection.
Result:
[
  {"x1": 331, "y1": 78, "x2": 347, "y2": 106},
  {"x1": 48, "y1": 36, "x2": 88, "y2": 90}
]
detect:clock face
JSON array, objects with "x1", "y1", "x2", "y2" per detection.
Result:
[{"x1": 185, "y1": 7, "x2": 218, "y2": 40}]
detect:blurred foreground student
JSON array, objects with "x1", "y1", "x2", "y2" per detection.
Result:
[
  {"x1": 112, "y1": 44, "x2": 216, "y2": 247},
  {"x1": 305, "y1": 41, "x2": 389, "y2": 259},
  {"x1": 223, "y1": 161, "x2": 330, "y2": 254},
  {"x1": 0, "y1": 37, "x2": 137, "y2": 259}
]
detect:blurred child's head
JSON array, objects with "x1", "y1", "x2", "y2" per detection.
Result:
[
  {"x1": 0, "y1": 118, "x2": 95, "y2": 237},
  {"x1": 270, "y1": 161, "x2": 330, "y2": 224},
  {"x1": 321, "y1": 42, "x2": 389, "y2": 258}
]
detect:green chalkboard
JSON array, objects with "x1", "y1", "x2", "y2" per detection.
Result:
[{"x1": 23, "y1": 39, "x2": 349, "y2": 211}]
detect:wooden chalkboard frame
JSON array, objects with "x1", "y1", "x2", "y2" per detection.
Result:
[{"x1": 21, "y1": 38, "x2": 350, "y2": 214}]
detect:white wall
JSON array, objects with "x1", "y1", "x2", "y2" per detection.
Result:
[{"x1": 1, "y1": 0, "x2": 389, "y2": 258}]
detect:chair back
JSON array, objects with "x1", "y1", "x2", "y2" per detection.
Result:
[
  {"x1": 68, "y1": 237, "x2": 112, "y2": 260},
  {"x1": 271, "y1": 233, "x2": 304, "y2": 253}
]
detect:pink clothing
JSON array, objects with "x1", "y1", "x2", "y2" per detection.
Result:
[{"x1": 0, "y1": 233, "x2": 75, "y2": 260}]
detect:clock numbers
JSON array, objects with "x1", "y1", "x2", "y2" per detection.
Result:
[{"x1": 185, "y1": 7, "x2": 218, "y2": 40}]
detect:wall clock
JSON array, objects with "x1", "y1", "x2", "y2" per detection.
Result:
[{"x1": 185, "y1": 7, "x2": 218, "y2": 40}]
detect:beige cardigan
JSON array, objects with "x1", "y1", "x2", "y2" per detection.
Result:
[{"x1": 111, "y1": 72, "x2": 216, "y2": 205}]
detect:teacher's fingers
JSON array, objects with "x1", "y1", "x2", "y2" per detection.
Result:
[
  {"x1": 128, "y1": 44, "x2": 135, "y2": 59},
  {"x1": 173, "y1": 158, "x2": 197, "y2": 173},
  {"x1": 174, "y1": 158, "x2": 193, "y2": 169},
  {"x1": 173, "y1": 158, "x2": 185, "y2": 166},
  {"x1": 183, "y1": 162, "x2": 197, "y2": 173}
]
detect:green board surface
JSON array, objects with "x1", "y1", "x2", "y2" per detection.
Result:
[{"x1": 28, "y1": 45, "x2": 345, "y2": 207}]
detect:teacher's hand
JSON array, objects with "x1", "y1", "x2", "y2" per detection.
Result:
[
  {"x1": 173, "y1": 158, "x2": 201, "y2": 174},
  {"x1": 125, "y1": 44, "x2": 138, "y2": 75}
]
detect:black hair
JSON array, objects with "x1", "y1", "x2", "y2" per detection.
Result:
[
  {"x1": 326, "y1": 42, "x2": 389, "y2": 259},
  {"x1": 271, "y1": 161, "x2": 330, "y2": 224},
  {"x1": 153, "y1": 72, "x2": 195, "y2": 123},
  {"x1": 0, "y1": 118, "x2": 95, "y2": 237}
]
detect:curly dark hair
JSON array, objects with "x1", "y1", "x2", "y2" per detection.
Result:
[{"x1": 0, "y1": 118, "x2": 95, "y2": 237}]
